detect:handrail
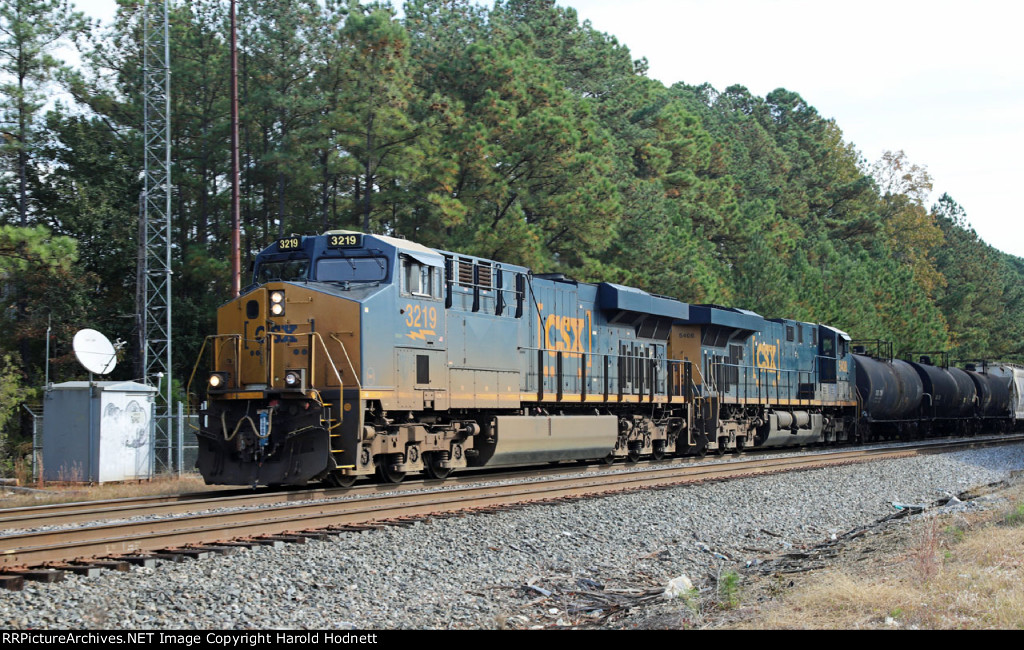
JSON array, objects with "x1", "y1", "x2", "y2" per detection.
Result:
[
  {"x1": 186, "y1": 330, "x2": 347, "y2": 410},
  {"x1": 330, "y1": 333, "x2": 362, "y2": 390},
  {"x1": 520, "y1": 345, "x2": 704, "y2": 402},
  {"x1": 308, "y1": 331, "x2": 345, "y2": 389}
]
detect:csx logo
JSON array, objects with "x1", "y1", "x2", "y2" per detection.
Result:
[
  {"x1": 755, "y1": 341, "x2": 778, "y2": 371},
  {"x1": 255, "y1": 323, "x2": 299, "y2": 343},
  {"x1": 544, "y1": 313, "x2": 591, "y2": 356}
]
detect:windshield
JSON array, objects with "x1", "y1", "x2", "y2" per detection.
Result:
[
  {"x1": 256, "y1": 258, "x2": 309, "y2": 283},
  {"x1": 316, "y1": 257, "x2": 388, "y2": 283}
]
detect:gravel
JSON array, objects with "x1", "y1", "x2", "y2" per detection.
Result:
[{"x1": 2, "y1": 443, "x2": 1023, "y2": 630}]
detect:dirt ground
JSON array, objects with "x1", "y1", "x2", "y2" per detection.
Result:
[
  {"x1": 621, "y1": 473, "x2": 1024, "y2": 630},
  {"x1": 499, "y1": 472, "x2": 1024, "y2": 630}
]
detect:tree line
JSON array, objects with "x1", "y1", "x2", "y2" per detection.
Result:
[{"x1": 1, "y1": 0, "x2": 1022, "y2": 465}]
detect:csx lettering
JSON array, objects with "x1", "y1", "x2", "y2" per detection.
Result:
[
  {"x1": 257, "y1": 323, "x2": 299, "y2": 343},
  {"x1": 755, "y1": 342, "x2": 778, "y2": 370},
  {"x1": 544, "y1": 313, "x2": 591, "y2": 356}
]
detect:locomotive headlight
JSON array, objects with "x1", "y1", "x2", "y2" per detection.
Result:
[
  {"x1": 208, "y1": 372, "x2": 228, "y2": 390},
  {"x1": 269, "y1": 291, "x2": 285, "y2": 316},
  {"x1": 283, "y1": 369, "x2": 305, "y2": 391}
]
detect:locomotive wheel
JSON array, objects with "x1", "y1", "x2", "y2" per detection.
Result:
[
  {"x1": 376, "y1": 461, "x2": 407, "y2": 484},
  {"x1": 694, "y1": 436, "x2": 708, "y2": 459},
  {"x1": 423, "y1": 454, "x2": 452, "y2": 480},
  {"x1": 601, "y1": 453, "x2": 616, "y2": 465},
  {"x1": 651, "y1": 442, "x2": 666, "y2": 461},
  {"x1": 714, "y1": 438, "x2": 726, "y2": 456},
  {"x1": 325, "y1": 472, "x2": 357, "y2": 488},
  {"x1": 626, "y1": 447, "x2": 641, "y2": 463}
]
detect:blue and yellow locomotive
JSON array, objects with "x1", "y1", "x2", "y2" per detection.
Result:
[{"x1": 192, "y1": 231, "x2": 865, "y2": 486}]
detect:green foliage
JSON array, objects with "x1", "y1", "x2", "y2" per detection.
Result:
[
  {"x1": 0, "y1": 0, "x2": 1019, "y2": 411},
  {"x1": 0, "y1": 223, "x2": 76, "y2": 272},
  {"x1": 944, "y1": 524, "x2": 967, "y2": 543},
  {"x1": 1005, "y1": 502, "x2": 1024, "y2": 527},
  {"x1": 0, "y1": 354, "x2": 23, "y2": 476},
  {"x1": 929, "y1": 194, "x2": 1018, "y2": 359},
  {"x1": 0, "y1": 0, "x2": 89, "y2": 226},
  {"x1": 718, "y1": 569, "x2": 741, "y2": 609}
]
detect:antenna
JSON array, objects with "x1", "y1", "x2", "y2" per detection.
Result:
[
  {"x1": 138, "y1": 0, "x2": 174, "y2": 472},
  {"x1": 72, "y1": 329, "x2": 118, "y2": 375}
]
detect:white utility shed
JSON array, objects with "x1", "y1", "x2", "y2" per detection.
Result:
[{"x1": 42, "y1": 381, "x2": 156, "y2": 483}]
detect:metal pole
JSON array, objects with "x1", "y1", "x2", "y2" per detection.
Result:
[
  {"x1": 141, "y1": 0, "x2": 173, "y2": 472},
  {"x1": 230, "y1": 0, "x2": 241, "y2": 297},
  {"x1": 88, "y1": 371, "x2": 94, "y2": 483},
  {"x1": 177, "y1": 401, "x2": 184, "y2": 477},
  {"x1": 44, "y1": 314, "x2": 50, "y2": 389},
  {"x1": 163, "y1": 0, "x2": 173, "y2": 472}
]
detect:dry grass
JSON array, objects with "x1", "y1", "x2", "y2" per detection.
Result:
[
  {"x1": 731, "y1": 483, "x2": 1024, "y2": 629},
  {"x1": 0, "y1": 473, "x2": 221, "y2": 508}
]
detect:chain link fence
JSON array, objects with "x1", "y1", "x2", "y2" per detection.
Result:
[{"x1": 151, "y1": 402, "x2": 200, "y2": 478}]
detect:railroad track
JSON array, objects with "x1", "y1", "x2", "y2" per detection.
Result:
[{"x1": 1, "y1": 435, "x2": 1020, "y2": 578}]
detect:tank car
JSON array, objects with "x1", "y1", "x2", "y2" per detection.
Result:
[
  {"x1": 989, "y1": 363, "x2": 1024, "y2": 429},
  {"x1": 963, "y1": 363, "x2": 1013, "y2": 432},
  {"x1": 190, "y1": 231, "x2": 863, "y2": 486},
  {"x1": 907, "y1": 355, "x2": 962, "y2": 432},
  {"x1": 853, "y1": 347, "x2": 1020, "y2": 438},
  {"x1": 853, "y1": 353, "x2": 924, "y2": 438}
]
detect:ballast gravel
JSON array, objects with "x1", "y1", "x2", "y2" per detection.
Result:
[{"x1": 2, "y1": 444, "x2": 1023, "y2": 630}]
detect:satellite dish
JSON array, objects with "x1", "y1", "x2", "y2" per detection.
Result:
[{"x1": 73, "y1": 328, "x2": 118, "y2": 375}]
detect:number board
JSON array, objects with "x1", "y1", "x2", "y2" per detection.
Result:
[
  {"x1": 278, "y1": 236, "x2": 302, "y2": 251},
  {"x1": 327, "y1": 233, "x2": 363, "y2": 248}
]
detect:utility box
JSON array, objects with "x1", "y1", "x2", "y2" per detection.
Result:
[{"x1": 42, "y1": 381, "x2": 157, "y2": 483}]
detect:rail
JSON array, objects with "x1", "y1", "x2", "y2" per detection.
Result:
[{"x1": 3, "y1": 436, "x2": 1019, "y2": 570}]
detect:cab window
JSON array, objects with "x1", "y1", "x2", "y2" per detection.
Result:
[
  {"x1": 316, "y1": 256, "x2": 387, "y2": 282},
  {"x1": 256, "y1": 258, "x2": 309, "y2": 283},
  {"x1": 402, "y1": 256, "x2": 442, "y2": 299}
]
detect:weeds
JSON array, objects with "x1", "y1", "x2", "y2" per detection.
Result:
[
  {"x1": 718, "y1": 570, "x2": 741, "y2": 609},
  {"x1": 727, "y1": 482, "x2": 1024, "y2": 629},
  {"x1": 943, "y1": 524, "x2": 966, "y2": 543},
  {"x1": 1003, "y1": 502, "x2": 1024, "y2": 527},
  {"x1": 0, "y1": 473, "x2": 214, "y2": 508},
  {"x1": 912, "y1": 517, "x2": 942, "y2": 582}
]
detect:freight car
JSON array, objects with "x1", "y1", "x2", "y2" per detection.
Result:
[
  {"x1": 853, "y1": 344, "x2": 1018, "y2": 438},
  {"x1": 189, "y1": 231, "x2": 1009, "y2": 487}
]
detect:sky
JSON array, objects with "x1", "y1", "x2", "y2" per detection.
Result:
[
  {"x1": 552, "y1": 0, "x2": 1024, "y2": 258},
  {"x1": 70, "y1": 0, "x2": 1024, "y2": 258}
]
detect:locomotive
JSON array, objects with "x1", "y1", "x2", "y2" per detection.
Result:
[{"x1": 190, "y1": 231, "x2": 1023, "y2": 487}]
